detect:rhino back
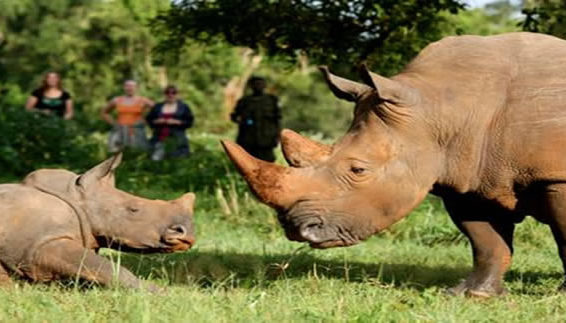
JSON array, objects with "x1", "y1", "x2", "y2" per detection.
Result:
[
  {"x1": 23, "y1": 169, "x2": 77, "y2": 194},
  {"x1": 399, "y1": 33, "x2": 566, "y2": 201},
  {"x1": 0, "y1": 184, "x2": 81, "y2": 269}
]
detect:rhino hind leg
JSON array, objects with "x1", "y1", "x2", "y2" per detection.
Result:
[
  {"x1": 0, "y1": 263, "x2": 13, "y2": 287},
  {"x1": 539, "y1": 185, "x2": 566, "y2": 292},
  {"x1": 443, "y1": 196, "x2": 515, "y2": 297},
  {"x1": 33, "y1": 239, "x2": 159, "y2": 292}
]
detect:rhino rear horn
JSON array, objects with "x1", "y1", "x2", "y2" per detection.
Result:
[
  {"x1": 280, "y1": 129, "x2": 332, "y2": 167},
  {"x1": 319, "y1": 66, "x2": 372, "y2": 102},
  {"x1": 359, "y1": 63, "x2": 418, "y2": 106},
  {"x1": 77, "y1": 153, "x2": 123, "y2": 187}
]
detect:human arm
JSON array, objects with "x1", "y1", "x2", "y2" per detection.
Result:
[
  {"x1": 273, "y1": 96, "x2": 282, "y2": 123},
  {"x1": 170, "y1": 102, "x2": 194, "y2": 129},
  {"x1": 25, "y1": 89, "x2": 48, "y2": 113},
  {"x1": 142, "y1": 97, "x2": 155, "y2": 112},
  {"x1": 145, "y1": 104, "x2": 162, "y2": 128},
  {"x1": 25, "y1": 96, "x2": 38, "y2": 111},
  {"x1": 25, "y1": 91, "x2": 52, "y2": 115},
  {"x1": 230, "y1": 99, "x2": 244, "y2": 123},
  {"x1": 64, "y1": 97, "x2": 74, "y2": 120},
  {"x1": 101, "y1": 98, "x2": 117, "y2": 125}
]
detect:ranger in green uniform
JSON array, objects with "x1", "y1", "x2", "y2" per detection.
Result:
[{"x1": 231, "y1": 77, "x2": 281, "y2": 162}]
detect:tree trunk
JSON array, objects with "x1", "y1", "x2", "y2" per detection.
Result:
[{"x1": 222, "y1": 48, "x2": 262, "y2": 120}]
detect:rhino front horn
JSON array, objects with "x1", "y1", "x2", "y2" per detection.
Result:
[
  {"x1": 280, "y1": 129, "x2": 332, "y2": 167},
  {"x1": 220, "y1": 140, "x2": 299, "y2": 210}
]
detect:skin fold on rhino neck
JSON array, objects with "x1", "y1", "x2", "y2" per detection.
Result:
[
  {"x1": 27, "y1": 183, "x2": 96, "y2": 249},
  {"x1": 399, "y1": 64, "x2": 508, "y2": 196}
]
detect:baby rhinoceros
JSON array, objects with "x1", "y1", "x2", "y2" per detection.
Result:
[{"x1": 0, "y1": 153, "x2": 195, "y2": 291}]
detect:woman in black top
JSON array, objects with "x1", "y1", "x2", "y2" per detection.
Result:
[
  {"x1": 146, "y1": 85, "x2": 194, "y2": 161},
  {"x1": 25, "y1": 72, "x2": 74, "y2": 120}
]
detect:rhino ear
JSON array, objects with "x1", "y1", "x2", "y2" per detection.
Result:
[
  {"x1": 319, "y1": 66, "x2": 372, "y2": 102},
  {"x1": 176, "y1": 193, "x2": 196, "y2": 213},
  {"x1": 359, "y1": 63, "x2": 418, "y2": 106},
  {"x1": 77, "y1": 153, "x2": 123, "y2": 188}
]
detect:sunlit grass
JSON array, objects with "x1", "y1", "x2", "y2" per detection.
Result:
[{"x1": 0, "y1": 134, "x2": 564, "y2": 322}]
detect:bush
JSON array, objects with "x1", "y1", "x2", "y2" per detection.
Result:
[{"x1": 0, "y1": 104, "x2": 103, "y2": 176}]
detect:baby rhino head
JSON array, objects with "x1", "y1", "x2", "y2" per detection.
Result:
[
  {"x1": 78, "y1": 154, "x2": 196, "y2": 253},
  {"x1": 27, "y1": 154, "x2": 196, "y2": 253}
]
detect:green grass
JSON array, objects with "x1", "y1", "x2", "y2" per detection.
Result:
[{"x1": 1, "y1": 134, "x2": 566, "y2": 322}]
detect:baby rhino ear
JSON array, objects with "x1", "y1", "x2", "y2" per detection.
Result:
[
  {"x1": 176, "y1": 192, "x2": 196, "y2": 213},
  {"x1": 77, "y1": 153, "x2": 122, "y2": 188}
]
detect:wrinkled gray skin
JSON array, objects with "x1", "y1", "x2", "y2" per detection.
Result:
[{"x1": 0, "y1": 154, "x2": 196, "y2": 291}]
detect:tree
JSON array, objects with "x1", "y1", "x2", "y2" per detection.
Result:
[
  {"x1": 522, "y1": 0, "x2": 566, "y2": 37},
  {"x1": 0, "y1": 0, "x2": 243, "y2": 129},
  {"x1": 443, "y1": 0, "x2": 521, "y2": 36},
  {"x1": 154, "y1": 0, "x2": 465, "y2": 76}
]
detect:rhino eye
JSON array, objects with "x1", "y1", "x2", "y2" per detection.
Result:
[
  {"x1": 350, "y1": 166, "x2": 366, "y2": 175},
  {"x1": 127, "y1": 206, "x2": 140, "y2": 214}
]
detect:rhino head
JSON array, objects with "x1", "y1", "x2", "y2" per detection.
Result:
[
  {"x1": 24, "y1": 154, "x2": 196, "y2": 253},
  {"x1": 222, "y1": 65, "x2": 442, "y2": 248}
]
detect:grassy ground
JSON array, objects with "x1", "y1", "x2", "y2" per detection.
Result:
[{"x1": 1, "y1": 134, "x2": 566, "y2": 322}]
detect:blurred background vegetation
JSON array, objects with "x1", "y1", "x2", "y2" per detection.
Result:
[{"x1": 0, "y1": 0, "x2": 560, "y2": 189}]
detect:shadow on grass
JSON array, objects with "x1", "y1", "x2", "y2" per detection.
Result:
[
  {"x1": 114, "y1": 250, "x2": 566, "y2": 294},
  {"x1": 116, "y1": 250, "x2": 471, "y2": 292},
  {"x1": 10, "y1": 250, "x2": 562, "y2": 294}
]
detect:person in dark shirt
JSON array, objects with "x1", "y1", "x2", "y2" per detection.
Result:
[
  {"x1": 146, "y1": 85, "x2": 194, "y2": 161},
  {"x1": 25, "y1": 72, "x2": 74, "y2": 120},
  {"x1": 231, "y1": 76, "x2": 281, "y2": 162}
]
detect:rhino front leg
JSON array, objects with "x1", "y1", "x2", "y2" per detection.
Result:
[
  {"x1": 443, "y1": 197, "x2": 515, "y2": 297},
  {"x1": 33, "y1": 239, "x2": 159, "y2": 291}
]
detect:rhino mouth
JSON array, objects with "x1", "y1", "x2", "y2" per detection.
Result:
[
  {"x1": 97, "y1": 238, "x2": 194, "y2": 254},
  {"x1": 278, "y1": 208, "x2": 360, "y2": 249},
  {"x1": 161, "y1": 237, "x2": 194, "y2": 252}
]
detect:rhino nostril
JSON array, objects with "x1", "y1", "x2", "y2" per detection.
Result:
[
  {"x1": 167, "y1": 224, "x2": 187, "y2": 236},
  {"x1": 300, "y1": 222, "x2": 325, "y2": 243}
]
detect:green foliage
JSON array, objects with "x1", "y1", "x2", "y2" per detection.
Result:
[
  {"x1": 443, "y1": 0, "x2": 522, "y2": 35},
  {"x1": 0, "y1": 0, "x2": 358, "y2": 138},
  {"x1": 154, "y1": 0, "x2": 466, "y2": 75},
  {"x1": 0, "y1": 0, "x2": 240, "y2": 125},
  {"x1": 522, "y1": 0, "x2": 566, "y2": 37},
  {"x1": 0, "y1": 97, "x2": 103, "y2": 175}
]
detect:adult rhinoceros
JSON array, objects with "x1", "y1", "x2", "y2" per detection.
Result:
[{"x1": 222, "y1": 32, "x2": 566, "y2": 297}]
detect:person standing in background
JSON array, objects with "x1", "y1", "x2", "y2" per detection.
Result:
[
  {"x1": 25, "y1": 72, "x2": 74, "y2": 120},
  {"x1": 101, "y1": 80, "x2": 154, "y2": 153},
  {"x1": 230, "y1": 76, "x2": 281, "y2": 162},
  {"x1": 146, "y1": 85, "x2": 194, "y2": 161}
]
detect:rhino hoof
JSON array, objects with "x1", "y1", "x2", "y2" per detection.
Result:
[
  {"x1": 445, "y1": 280, "x2": 468, "y2": 296},
  {"x1": 446, "y1": 280, "x2": 506, "y2": 298},
  {"x1": 465, "y1": 288, "x2": 506, "y2": 298}
]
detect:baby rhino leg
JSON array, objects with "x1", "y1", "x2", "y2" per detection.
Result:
[{"x1": 33, "y1": 239, "x2": 158, "y2": 291}]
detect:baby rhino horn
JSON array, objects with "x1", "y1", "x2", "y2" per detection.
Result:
[{"x1": 176, "y1": 193, "x2": 196, "y2": 212}]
